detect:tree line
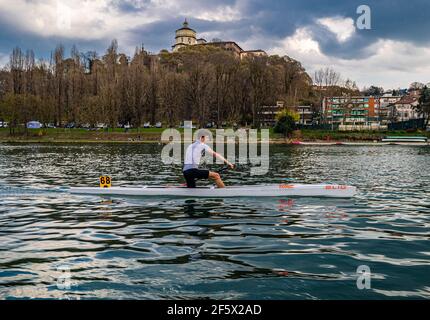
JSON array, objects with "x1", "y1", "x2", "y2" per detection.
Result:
[{"x1": 0, "y1": 40, "x2": 361, "y2": 131}]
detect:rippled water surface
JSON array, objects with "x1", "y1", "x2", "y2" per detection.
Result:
[{"x1": 0, "y1": 143, "x2": 429, "y2": 299}]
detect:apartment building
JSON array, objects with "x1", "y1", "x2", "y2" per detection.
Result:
[{"x1": 293, "y1": 106, "x2": 313, "y2": 125}]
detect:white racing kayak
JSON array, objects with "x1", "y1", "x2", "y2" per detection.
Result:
[{"x1": 70, "y1": 184, "x2": 357, "y2": 198}]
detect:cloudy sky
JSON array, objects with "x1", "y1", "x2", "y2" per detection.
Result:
[{"x1": 0, "y1": 0, "x2": 429, "y2": 89}]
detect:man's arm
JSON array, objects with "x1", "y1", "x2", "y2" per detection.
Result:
[{"x1": 207, "y1": 148, "x2": 234, "y2": 168}]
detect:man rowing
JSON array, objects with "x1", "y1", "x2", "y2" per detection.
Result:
[{"x1": 183, "y1": 132, "x2": 234, "y2": 188}]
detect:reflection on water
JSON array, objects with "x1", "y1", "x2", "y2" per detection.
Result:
[{"x1": 0, "y1": 144, "x2": 430, "y2": 299}]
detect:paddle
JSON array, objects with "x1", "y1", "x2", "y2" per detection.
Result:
[
  {"x1": 216, "y1": 163, "x2": 251, "y2": 174},
  {"x1": 217, "y1": 166, "x2": 231, "y2": 174}
]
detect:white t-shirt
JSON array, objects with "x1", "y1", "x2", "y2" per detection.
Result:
[{"x1": 183, "y1": 140, "x2": 211, "y2": 171}]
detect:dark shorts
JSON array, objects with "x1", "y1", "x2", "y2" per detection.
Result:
[{"x1": 183, "y1": 168, "x2": 210, "y2": 188}]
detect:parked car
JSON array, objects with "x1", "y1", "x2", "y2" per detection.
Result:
[
  {"x1": 27, "y1": 121, "x2": 43, "y2": 129},
  {"x1": 65, "y1": 122, "x2": 76, "y2": 129},
  {"x1": 118, "y1": 122, "x2": 132, "y2": 129},
  {"x1": 0, "y1": 121, "x2": 8, "y2": 128},
  {"x1": 96, "y1": 123, "x2": 107, "y2": 129},
  {"x1": 45, "y1": 123, "x2": 56, "y2": 128},
  {"x1": 80, "y1": 123, "x2": 91, "y2": 129},
  {"x1": 143, "y1": 122, "x2": 151, "y2": 128},
  {"x1": 155, "y1": 122, "x2": 162, "y2": 128},
  {"x1": 179, "y1": 121, "x2": 196, "y2": 129}
]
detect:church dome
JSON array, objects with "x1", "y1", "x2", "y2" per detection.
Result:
[
  {"x1": 172, "y1": 19, "x2": 197, "y2": 51},
  {"x1": 175, "y1": 19, "x2": 196, "y2": 39}
]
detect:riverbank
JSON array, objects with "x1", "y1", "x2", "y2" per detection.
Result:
[
  {"x1": 0, "y1": 127, "x2": 163, "y2": 144},
  {"x1": 294, "y1": 128, "x2": 430, "y2": 142},
  {"x1": 0, "y1": 127, "x2": 429, "y2": 144}
]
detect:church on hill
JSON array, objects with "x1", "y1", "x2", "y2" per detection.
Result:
[{"x1": 172, "y1": 19, "x2": 267, "y2": 59}]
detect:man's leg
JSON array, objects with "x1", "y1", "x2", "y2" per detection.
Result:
[
  {"x1": 183, "y1": 170, "x2": 196, "y2": 188},
  {"x1": 209, "y1": 171, "x2": 225, "y2": 188}
]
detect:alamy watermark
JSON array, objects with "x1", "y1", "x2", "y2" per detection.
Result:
[
  {"x1": 56, "y1": 265, "x2": 72, "y2": 290},
  {"x1": 160, "y1": 128, "x2": 270, "y2": 176},
  {"x1": 356, "y1": 5, "x2": 371, "y2": 30},
  {"x1": 356, "y1": 265, "x2": 371, "y2": 290}
]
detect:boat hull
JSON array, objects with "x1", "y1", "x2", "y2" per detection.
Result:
[{"x1": 70, "y1": 184, "x2": 357, "y2": 198}]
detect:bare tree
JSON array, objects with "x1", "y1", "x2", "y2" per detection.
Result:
[{"x1": 1, "y1": 40, "x2": 350, "y2": 133}]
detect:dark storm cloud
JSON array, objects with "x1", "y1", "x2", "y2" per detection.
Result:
[
  {"x1": 228, "y1": 0, "x2": 430, "y2": 58},
  {"x1": 111, "y1": 0, "x2": 237, "y2": 16},
  {"x1": 124, "y1": 0, "x2": 430, "y2": 59},
  {"x1": 241, "y1": 0, "x2": 430, "y2": 42},
  {"x1": 0, "y1": 18, "x2": 113, "y2": 64},
  {"x1": 0, "y1": 9, "x2": 118, "y2": 64},
  {"x1": 127, "y1": 19, "x2": 179, "y2": 52},
  {"x1": 1, "y1": 0, "x2": 430, "y2": 64}
]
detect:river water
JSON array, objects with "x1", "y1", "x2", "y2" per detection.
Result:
[{"x1": 0, "y1": 143, "x2": 429, "y2": 299}]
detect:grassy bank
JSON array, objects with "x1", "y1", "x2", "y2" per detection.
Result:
[
  {"x1": 0, "y1": 127, "x2": 429, "y2": 143},
  {"x1": 0, "y1": 127, "x2": 165, "y2": 143},
  {"x1": 295, "y1": 129, "x2": 430, "y2": 141}
]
